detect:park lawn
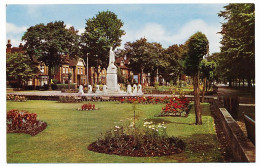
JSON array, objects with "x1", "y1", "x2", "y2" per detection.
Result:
[{"x1": 6, "y1": 100, "x2": 222, "y2": 163}]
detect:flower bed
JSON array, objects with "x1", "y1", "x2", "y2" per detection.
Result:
[
  {"x1": 88, "y1": 123, "x2": 185, "y2": 157},
  {"x1": 7, "y1": 94, "x2": 27, "y2": 102},
  {"x1": 7, "y1": 110, "x2": 47, "y2": 136},
  {"x1": 77, "y1": 103, "x2": 96, "y2": 111},
  {"x1": 158, "y1": 97, "x2": 191, "y2": 117},
  {"x1": 58, "y1": 96, "x2": 82, "y2": 103},
  {"x1": 119, "y1": 96, "x2": 188, "y2": 105}
]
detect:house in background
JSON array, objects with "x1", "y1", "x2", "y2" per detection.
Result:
[
  {"x1": 7, "y1": 40, "x2": 152, "y2": 89},
  {"x1": 53, "y1": 55, "x2": 87, "y2": 86},
  {"x1": 6, "y1": 40, "x2": 49, "y2": 89}
]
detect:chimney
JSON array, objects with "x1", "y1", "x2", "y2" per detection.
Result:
[
  {"x1": 6, "y1": 39, "x2": 12, "y2": 48},
  {"x1": 19, "y1": 43, "x2": 23, "y2": 48}
]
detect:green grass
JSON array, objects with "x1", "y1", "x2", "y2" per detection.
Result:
[{"x1": 7, "y1": 100, "x2": 222, "y2": 163}]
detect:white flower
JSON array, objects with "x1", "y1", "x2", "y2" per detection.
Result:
[
  {"x1": 115, "y1": 126, "x2": 120, "y2": 129},
  {"x1": 144, "y1": 122, "x2": 151, "y2": 125}
]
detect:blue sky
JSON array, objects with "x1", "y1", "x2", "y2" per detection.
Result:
[{"x1": 6, "y1": 4, "x2": 226, "y2": 54}]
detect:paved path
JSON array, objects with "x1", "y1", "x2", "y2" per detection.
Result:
[
  {"x1": 216, "y1": 84, "x2": 255, "y2": 104},
  {"x1": 8, "y1": 90, "x2": 218, "y2": 99}
]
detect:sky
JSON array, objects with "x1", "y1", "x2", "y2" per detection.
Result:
[{"x1": 6, "y1": 4, "x2": 226, "y2": 55}]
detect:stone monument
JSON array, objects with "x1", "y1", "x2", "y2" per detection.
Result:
[
  {"x1": 103, "y1": 85, "x2": 108, "y2": 95},
  {"x1": 133, "y1": 84, "x2": 137, "y2": 95},
  {"x1": 78, "y1": 85, "x2": 84, "y2": 95},
  {"x1": 137, "y1": 84, "x2": 143, "y2": 95},
  {"x1": 127, "y1": 84, "x2": 132, "y2": 95},
  {"x1": 106, "y1": 47, "x2": 118, "y2": 91},
  {"x1": 88, "y1": 85, "x2": 92, "y2": 94}
]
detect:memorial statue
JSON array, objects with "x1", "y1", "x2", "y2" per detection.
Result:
[{"x1": 78, "y1": 85, "x2": 84, "y2": 95}]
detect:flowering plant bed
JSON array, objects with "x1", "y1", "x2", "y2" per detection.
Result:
[
  {"x1": 77, "y1": 103, "x2": 97, "y2": 111},
  {"x1": 88, "y1": 123, "x2": 185, "y2": 157},
  {"x1": 158, "y1": 97, "x2": 191, "y2": 117},
  {"x1": 7, "y1": 94, "x2": 27, "y2": 102},
  {"x1": 119, "y1": 96, "x2": 186, "y2": 104},
  {"x1": 7, "y1": 110, "x2": 47, "y2": 136}
]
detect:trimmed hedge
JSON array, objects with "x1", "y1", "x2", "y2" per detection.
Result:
[{"x1": 57, "y1": 84, "x2": 77, "y2": 90}]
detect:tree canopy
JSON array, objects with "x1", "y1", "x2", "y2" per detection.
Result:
[
  {"x1": 81, "y1": 11, "x2": 125, "y2": 70},
  {"x1": 184, "y1": 32, "x2": 209, "y2": 76},
  {"x1": 117, "y1": 38, "x2": 167, "y2": 84},
  {"x1": 218, "y1": 3, "x2": 255, "y2": 86},
  {"x1": 22, "y1": 21, "x2": 80, "y2": 87},
  {"x1": 7, "y1": 52, "x2": 39, "y2": 87}
]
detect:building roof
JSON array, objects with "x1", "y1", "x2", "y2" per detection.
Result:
[{"x1": 115, "y1": 57, "x2": 130, "y2": 65}]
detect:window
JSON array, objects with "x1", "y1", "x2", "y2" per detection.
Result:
[
  {"x1": 81, "y1": 68, "x2": 83, "y2": 74},
  {"x1": 63, "y1": 67, "x2": 65, "y2": 74},
  {"x1": 40, "y1": 65, "x2": 44, "y2": 73},
  {"x1": 66, "y1": 67, "x2": 68, "y2": 73}
]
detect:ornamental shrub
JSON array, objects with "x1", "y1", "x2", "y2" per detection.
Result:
[{"x1": 58, "y1": 96, "x2": 82, "y2": 103}]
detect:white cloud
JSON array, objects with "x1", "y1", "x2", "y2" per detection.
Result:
[
  {"x1": 6, "y1": 23, "x2": 27, "y2": 47},
  {"x1": 120, "y1": 19, "x2": 222, "y2": 54},
  {"x1": 6, "y1": 22, "x2": 27, "y2": 35},
  {"x1": 65, "y1": 23, "x2": 85, "y2": 35}
]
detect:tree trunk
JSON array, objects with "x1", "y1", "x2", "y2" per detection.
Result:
[
  {"x1": 205, "y1": 79, "x2": 208, "y2": 92},
  {"x1": 248, "y1": 78, "x2": 252, "y2": 89},
  {"x1": 48, "y1": 66, "x2": 52, "y2": 90},
  {"x1": 229, "y1": 79, "x2": 232, "y2": 87},
  {"x1": 193, "y1": 72, "x2": 202, "y2": 125},
  {"x1": 202, "y1": 78, "x2": 206, "y2": 103}
]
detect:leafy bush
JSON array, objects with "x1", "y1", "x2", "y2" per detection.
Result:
[
  {"x1": 7, "y1": 110, "x2": 47, "y2": 136},
  {"x1": 6, "y1": 94, "x2": 27, "y2": 102},
  {"x1": 57, "y1": 84, "x2": 76, "y2": 90},
  {"x1": 58, "y1": 96, "x2": 82, "y2": 103},
  {"x1": 88, "y1": 122, "x2": 185, "y2": 157},
  {"x1": 51, "y1": 83, "x2": 58, "y2": 90},
  {"x1": 154, "y1": 82, "x2": 159, "y2": 89}
]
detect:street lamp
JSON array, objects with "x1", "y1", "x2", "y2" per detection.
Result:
[{"x1": 86, "y1": 53, "x2": 89, "y2": 87}]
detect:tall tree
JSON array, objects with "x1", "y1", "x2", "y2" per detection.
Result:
[
  {"x1": 218, "y1": 4, "x2": 255, "y2": 88},
  {"x1": 6, "y1": 52, "x2": 39, "y2": 88},
  {"x1": 118, "y1": 38, "x2": 166, "y2": 85},
  {"x1": 164, "y1": 44, "x2": 185, "y2": 84},
  {"x1": 22, "y1": 21, "x2": 80, "y2": 89},
  {"x1": 184, "y1": 32, "x2": 209, "y2": 125},
  {"x1": 81, "y1": 11, "x2": 125, "y2": 83},
  {"x1": 200, "y1": 59, "x2": 216, "y2": 102}
]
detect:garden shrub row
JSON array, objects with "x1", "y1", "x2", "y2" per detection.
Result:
[
  {"x1": 6, "y1": 94, "x2": 27, "y2": 102},
  {"x1": 58, "y1": 96, "x2": 82, "y2": 103}
]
